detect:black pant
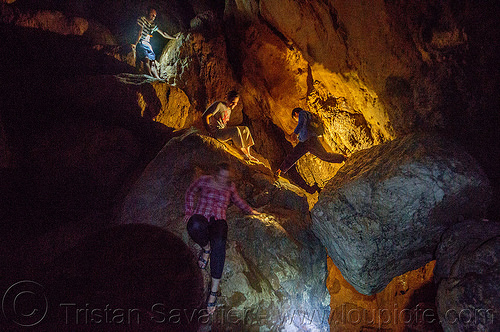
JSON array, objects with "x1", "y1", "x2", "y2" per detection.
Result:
[
  {"x1": 279, "y1": 136, "x2": 346, "y2": 174},
  {"x1": 187, "y1": 214, "x2": 228, "y2": 279}
]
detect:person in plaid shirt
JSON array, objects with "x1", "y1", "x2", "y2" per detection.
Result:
[{"x1": 184, "y1": 162, "x2": 259, "y2": 314}]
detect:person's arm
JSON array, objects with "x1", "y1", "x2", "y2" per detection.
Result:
[
  {"x1": 230, "y1": 183, "x2": 258, "y2": 215},
  {"x1": 202, "y1": 109, "x2": 215, "y2": 134},
  {"x1": 205, "y1": 113, "x2": 213, "y2": 128},
  {"x1": 294, "y1": 111, "x2": 306, "y2": 135},
  {"x1": 217, "y1": 106, "x2": 229, "y2": 128},
  {"x1": 157, "y1": 29, "x2": 177, "y2": 40},
  {"x1": 202, "y1": 102, "x2": 221, "y2": 132},
  {"x1": 184, "y1": 177, "x2": 204, "y2": 219},
  {"x1": 289, "y1": 111, "x2": 306, "y2": 143},
  {"x1": 132, "y1": 27, "x2": 143, "y2": 46},
  {"x1": 133, "y1": 18, "x2": 145, "y2": 46},
  {"x1": 208, "y1": 103, "x2": 228, "y2": 129}
]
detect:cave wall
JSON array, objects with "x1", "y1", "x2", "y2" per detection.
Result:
[
  {"x1": 327, "y1": 259, "x2": 440, "y2": 332},
  {"x1": 1, "y1": 0, "x2": 499, "y2": 331},
  {"x1": 147, "y1": 0, "x2": 500, "y2": 191},
  {"x1": 221, "y1": 0, "x2": 499, "y2": 192},
  {"x1": 6, "y1": 0, "x2": 498, "y2": 185}
]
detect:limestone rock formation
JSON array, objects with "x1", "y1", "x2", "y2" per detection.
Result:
[
  {"x1": 159, "y1": 19, "x2": 390, "y2": 187},
  {"x1": 0, "y1": 3, "x2": 120, "y2": 47},
  {"x1": 435, "y1": 220, "x2": 500, "y2": 332},
  {"x1": 52, "y1": 74, "x2": 195, "y2": 130},
  {"x1": 311, "y1": 133, "x2": 492, "y2": 295},
  {"x1": 224, "y1": 0, "x2": 500, "y2": 196},
  {"x1": 119, "y1": 131, "x2": 329, "y2": 331},
  {"x1": 235, "y1": 22, "x2": 359, "y2": 184},
  {"x1": 160, "y1": 32, "x2": 239, "y2": 119},
  {"x1": 327, "y1": 259, "x2": 442, "y2": 332},
  {"x1": 0, "y1": 4, "x2": 89, "y2": 36},
  {"x1": 230, "y1": 0, "x2": 398, "y2": 137}
]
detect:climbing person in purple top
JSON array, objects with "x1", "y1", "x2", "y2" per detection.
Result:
[{"x1": 274, "y1": 107, "x2": 347, "y2": 178}]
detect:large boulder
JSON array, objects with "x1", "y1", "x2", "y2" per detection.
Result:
[
  {"x1": 3, "y1": 224, "x2": 204, "y2": 332},
  {"x1": 119, "y1": 131, "x2": 329, "y2": 331},
  {"x1": 311, "y1": 133, "x2": 491, "y2": 295},
  {"x1": 435, "y1": 219, "x2": 500, "y2": 332}
]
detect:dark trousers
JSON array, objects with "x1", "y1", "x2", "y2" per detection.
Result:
[
  {"x1": 187, "y1": 214, "x2": 228, "y2": 279},
  {"x1": 279, "y1": 136, "x2": 346, "y2": 174}
]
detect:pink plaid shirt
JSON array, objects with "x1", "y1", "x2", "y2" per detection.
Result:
[{"x1": 185, "y1": 175, "x2": 252, "y2": 220}]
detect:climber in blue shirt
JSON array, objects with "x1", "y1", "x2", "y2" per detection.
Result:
[
  {"x1": 274, "y1": 108, "x2": 347, "y2": 178},
  {"x1": 294, "y1": 108, "x2": 317, "y2": 142}
]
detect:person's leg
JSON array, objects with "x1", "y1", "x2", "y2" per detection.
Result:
[
  {"x1": 207, "y1": 278, "x2": 221, "y2": 314},
  {"x1": 277, "y1": 141, "x2": 309, "y2": 175},
  {"x1": 136, "y1": 43, "x2": 153, "y2": 76},
  {"x1": 187, "y1": 214, "x2": 211, "y2": 268},
  {"x1": 237, "y1": 126, "x2": 258, "y2": 160},
  {"x1": 144, "y1": 59, "x2": 154, "y2": 77},
  {"x1": 207, "y1": 218, "x2": 228, "y2": 279},
  {"x1": 214, "y1": 127, "x2": 242, "y2": 147},
  {"x1": 141, "y1": 42, "x2": 158, "y2": 77},
  {"x1": 150, "y1": 60, "x2": 160, "y2": 78},
  {"x1": 308, "y1": 136, "x2": 346, "y2": 163},
  {"x1": 213, "y1": 127, "x2": 234, "y2": 143},
  {"x1": 135, "y1": 44, "x2": 145, "y2": 72},
  {"x1": 206, "y1": 218, "x2": 228, "y2": 314},
  {"x1": 236, "y1": 126, "x2": 255, "y2": 148},
  {"x1": 214, "y1": 127, "x2": 257, "y2": 160}
]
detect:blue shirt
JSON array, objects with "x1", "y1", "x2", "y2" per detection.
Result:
[{"x1": 294, "y1": 110, "x2": 316, "y2": 142}]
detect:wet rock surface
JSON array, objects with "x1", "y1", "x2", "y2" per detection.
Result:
[{"x1": 311, "y1": 133, "x2": 492, "y2": 295}]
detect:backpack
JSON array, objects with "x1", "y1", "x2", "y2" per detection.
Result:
[{"x1": 306, "y1": 111, "x2": 325, "y2": 136}]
